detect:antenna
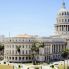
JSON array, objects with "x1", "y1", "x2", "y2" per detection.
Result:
[{"x1": 9, "y1": 32, "x2": 10, "y2": 37}]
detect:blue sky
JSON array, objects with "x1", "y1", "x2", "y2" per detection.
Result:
[{"x1": 0, "y1": 0, "x2": 69, "y2": 37}]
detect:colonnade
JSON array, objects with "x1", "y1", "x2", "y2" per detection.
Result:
[{"x1": 56, "y1": 25, "x2": 69, "y2": 32}]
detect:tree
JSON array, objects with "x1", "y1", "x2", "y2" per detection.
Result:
[
  {"x1": 0, "y1": 44, "x2": 4, "y2": 51},
  {"x1": 61, "y1": 49, "x2": 69, "y2": 69},
  {"x1": 16, "y1": 45, "x2": 21, "y2": 63},
  {"x1": 31, "y1": 41, "x2": 40, "y2": 65},
  {"x1": 16, "y1": 46, "x2": 21, "y2": 54},
  {"x1": 0, "y1": 44, "x2": 4, "y2": 60},
  {"x1": 31, "y1": 41, "x2": 45, "y2": 65},
  {"x1": 31, "y1": 42, "x2": 36, "y2": 65},
  {"x1": 39, "y1": 42, "x2": 45, "y2": 48}
]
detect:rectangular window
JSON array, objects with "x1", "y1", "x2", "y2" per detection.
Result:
[
  {"x1": 9, "y1": 57, "x2": 11, "y2": 60},
  {"x1": 26, "y1": 50, "x2": 27, "y2": 54},
  {"x1": 22, "y1": 57, "x2": 24, "y2": 60},
  {"x1": 68, "y1": 25, "x2": 69, "y2": 31},
  {"x1": 12, "y1": 57, "x2": 14, "y2": 60},
  {"x1": 29, "y1": 57, "x2": 31, "y2": 60},
  {"x1": 68, "y1": 19, "x2": 69, "y2": 22},
  {"x1": 65, "y1": 19, "x2": 67, "y2": 22},
  {"x1": 22, "y1": 50, "x2": 24, "y2": 54}
]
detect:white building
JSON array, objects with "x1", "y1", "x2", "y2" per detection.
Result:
[{"x1": 4, "y1": 2, "x2": 69, "y2": 63}]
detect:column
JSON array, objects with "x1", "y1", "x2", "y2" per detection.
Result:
[
  {"x1": 60, "y1": 25, "x2": 61, "y2": 31},
  {"x1": 67, "y1": 25, "x2": 68, "y2": 31},
  {"x1": 58, "y1": 44, "x2": 60, "y2": 52},
  {"x1": 64, "y1": 25, "x2": 65, "y2": 31},
  {"x1": 66, "y1": 25, "x2": 67, "y2": 31},
  {"x1": 62, "y1": 25, "x2": 63, "y2": 31},
  {"x1": 68, "y1": 25, "x2": 69, "y2": 31}
]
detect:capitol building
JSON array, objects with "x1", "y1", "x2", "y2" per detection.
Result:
[{"x1": 3, "y1": 2, "x2": 69, "y2": 63}]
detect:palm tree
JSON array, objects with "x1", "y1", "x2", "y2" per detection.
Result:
[
  {"x1": 31, "y1": 42, "x2": 36, "y2": 65},
  {"x1": 16, "y1": 46, "x2": 21, "y2": 54},
  {"x1": 16, "y1": 45, "x2": 21, "y2": 63},
  {"x1": 61, "y1": 49, "x2": 69, "y2": 69}
]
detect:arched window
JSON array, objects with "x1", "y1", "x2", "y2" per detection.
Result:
[
  {"x1": 65, "y1": 12, "x2": 66, "y2": 15},
  {"x1": 62, "y1": 13, "x2": 64, "y2": 15},
  {"x1": 15, "y1": 57, "x2": 17, "y2": 60}
]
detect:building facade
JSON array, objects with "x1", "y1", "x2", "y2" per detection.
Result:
[{"x1": 4, "y1": 2, "x2": 69, "y2": 62}]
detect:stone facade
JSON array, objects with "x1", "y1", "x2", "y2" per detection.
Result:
[{"x1": 3, "y1": 2, "x2": 69, "y2": 63}]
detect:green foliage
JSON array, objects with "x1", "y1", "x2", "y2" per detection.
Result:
[
  {"x1": 39, "y1": 42, "x2": 45, "y2": 48},
  {"x1": 0, "y1": 45, "x2": 4, "y2": 51},
  {"x1": 50, "y1": 65, "x2": 54, "y2": 68},
  {"x1": 67, "y1": 66, "x2": 69, "y2": 69},
  {"x1": 61, "y1": 49, "x2": 69, "y2": 59},
  {"x1": 31, "y1": 41, "x2": 45, "y2": 65},
  {"x1": 18, "y1": 65, "x2": 21, "y2": 68},
  {"x1": 16, "y1": 46, "x2": 21, "y2": 53}
]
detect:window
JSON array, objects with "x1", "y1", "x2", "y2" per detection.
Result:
[
  {"x1": 16, "y1": 51, "x2": 17, "y2": 54},
  {"x1": 9, "y1": 57, "x2": 11, "y2": 60},
  {"x1": 68, "y1": 19, "x2": 69, "y2": 22},
  {"x1": 12, "y1": 45, "x2": 14, "y2": 48},
  {"x1": 65, "y1": 12, "x2": 66, "y2": 15},
  {"x1": 57, "y1": 19, "x2": 58, "y2": 23},
  {"x1": 22, "y1": 57, "x2": 24, "y2": 60},
  {"x1": 65, "y1": 19, "x2": 67, "y2": 22},
  {"x1": 12, "y1": 50, "x2": 14, "y2": 54},
  {"x1": 15, "y1": 57, "x2": 17, "y2": 60},
  {"x1": 29, "y1": 57, "x2": 31, "y2": 60},
  {"x1": 10, "y1": 51, "x2": 11, "y2": 54},
  {"x1": 26, "y1": 57, "x2": 28, "y2": 60},
  {"x1": 26, "y1": 50, "x2": 27, "y2": 54},
  {"x1": 59, "y1": 19, "x2": 61, "y2": 22},
  {"x1": 19, "y1": 57, "x2": 21, "y2": 60},
  {"x1": 62, "y1": 25, "x2": 63, "y2": 31},
  {"x1": 23, "y1": 40, "x2": 24, "y2": 42},
  {"x1": 16, "y1": 40, "x2": 17, "y2": 41},
  {"x1": 67, "y1": 12, "x2": 69, "y2": 15},
  {"x1": 68, "y1": 25, "x2": 69, "y2": 31},
  {"x1": 10, "y1": 40, "x2": 11, "y2": 42},
  {"x1": 22, "y1": 50, "x2": 24, "y2": 54},
  {"x1": 29, "y1": 40, "x2": 30, "y2": 42},
  {"x1": 12, "y1": 57, "x2": 14, "y2": 60},
  {"x1": 62, "y1": 13, "x2": 64, "y2": 15}
]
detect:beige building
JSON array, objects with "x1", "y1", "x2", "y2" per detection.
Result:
[{"x1": 4, "y1": 2, "x2": 69, "y2": 62}]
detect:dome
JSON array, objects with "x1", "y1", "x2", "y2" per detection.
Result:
[{"x1": 57, "y1": 2, "x2": 69, "y2": 16}]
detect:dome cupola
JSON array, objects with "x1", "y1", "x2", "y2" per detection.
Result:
[
  {"x1": 57, "y1": 2, "x2": 69, "y2": 17},
  {"x1": 55, "y1": 2, "x2": 69, "y2": 35}
]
